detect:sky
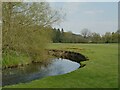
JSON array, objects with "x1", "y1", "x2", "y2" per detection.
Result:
[{"x1": 49, "y1": 2, "x2": 118, "y2": 35}]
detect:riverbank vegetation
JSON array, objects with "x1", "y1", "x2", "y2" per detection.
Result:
[{"x1": 2, "y1": 2, "x2": 63, "y2": 67}]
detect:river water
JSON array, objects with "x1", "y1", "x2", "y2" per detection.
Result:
[{"x1": 2, "y1": 58, "x2": 80, "y2": 86}]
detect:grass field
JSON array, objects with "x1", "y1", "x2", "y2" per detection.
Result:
[{"x1": 4, "y1": 43, "x2": 118, "y2": 88}]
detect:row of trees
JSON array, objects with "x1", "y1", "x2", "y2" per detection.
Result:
[
  {"x1": 50, "y1": 28, "x2": 120, "y2": 43},
  {"x1": 51, "y1": 28, "x2": 87, "y2": 43},
  {"x1": 81, "y1": 28, "x2": 120, "y2": 43}
]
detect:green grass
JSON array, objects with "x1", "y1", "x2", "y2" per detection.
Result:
[
  {"x1": 4, "y1": 43, "x2": 118, "y2": 88},
  {"x1": 2, "y1": 51, "x2": 31, "y2": 67}
]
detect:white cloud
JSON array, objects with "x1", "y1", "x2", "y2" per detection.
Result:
[
  {"x1": 84, "y1": 10, "x2": 104, "y2": 15},
  {"x1": 54, "y1": 19, "x2": 118, "y2": 35},
  {"x1": 62, "y1": 3, "x2": 81, "y2": 15},
  {"x1": 23, "y1": 0, "x2": 119, "y2": 2},
  {"x1": 24, "y1": 0, "x2": 119, "y2": 2},
  {"x1": 23, "y1": 0, "x2": 45, "y2": 2}
]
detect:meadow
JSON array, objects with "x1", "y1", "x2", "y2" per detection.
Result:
[{"x1": 4, "y1": 43, "x2": 118, "y2": 88}]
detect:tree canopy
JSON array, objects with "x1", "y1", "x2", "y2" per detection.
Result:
[{"x1": 2, "y1": 2, "x2": 63, "y2": 63}]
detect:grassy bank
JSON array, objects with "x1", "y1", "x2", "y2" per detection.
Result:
[
  {"x1": 2, "y1": 50, "x2": 31, "y2": 68},
  {"x1": 2, "y1": 49, "x2": 52, "y2": 68},
  {"x1": 4, "y1": 43, "x2": 118, "y2": 88}
]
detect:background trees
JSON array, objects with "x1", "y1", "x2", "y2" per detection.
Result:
[
  {"x1": 50, "y1": 28, "x2": 119, "y2": 43},
  {"x1": 50, "y1": 28, "x2": 88, "y2": 43},
  {"x1": 91, "y1": 33, "x2": 101, "y2": 43}
]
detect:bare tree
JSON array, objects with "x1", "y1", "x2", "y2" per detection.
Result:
[{"x1": 81, "y1": 28, "x2": 91, "y2": 38}]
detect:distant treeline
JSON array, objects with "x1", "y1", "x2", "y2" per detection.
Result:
[{"x1": 50, "y1": 28, "x2": 120, "y2": 43}]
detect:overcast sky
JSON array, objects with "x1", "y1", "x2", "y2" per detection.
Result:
[{"x1": 49, "y1": 2, "x2": 118, "y2": 35}]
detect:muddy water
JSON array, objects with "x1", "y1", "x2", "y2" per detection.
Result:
[{"x1": 2, "y1": 58, "x2": 80, "y2": 86}]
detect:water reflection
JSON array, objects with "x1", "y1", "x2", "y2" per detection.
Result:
[{"x1": 2, "y1": 58, "x2": 80, "y2": 86}]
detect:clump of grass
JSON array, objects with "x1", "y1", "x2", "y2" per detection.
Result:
[{"x1": 2, "y1": 50, "x2": 30, "y2": 68}]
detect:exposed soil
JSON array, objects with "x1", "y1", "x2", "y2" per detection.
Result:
[{"x1": 48, "y1": 49, "x2": 89, "y2": 63}]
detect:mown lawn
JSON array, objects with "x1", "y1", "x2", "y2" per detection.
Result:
[{"x1": 4, "y1": 43, "x2": 118, "y2": 88}]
